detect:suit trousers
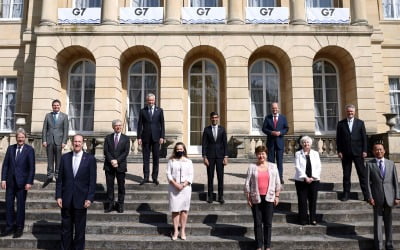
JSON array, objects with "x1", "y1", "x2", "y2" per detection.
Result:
[
  {"x1": 341, "y1": 155, "x2": 367, "y2": 199},
  {"x1": 46, "y1": 143, "x2": 62, "y2": 179},
  {"x1": 373, "y1": 202, "x2": 393, "y2": 250},
  {"x1": 206, "y1": 158, "x2": 224, "y2": 198},
  {"x1": 5, "y1": 176, "x2": 27, "y2": 230},
  {"x1": 142, "y1": 141, "x2": 160, "y2": 181},
  {"x1": 295, "y1": 180, "x2": 319, "y2": 224},
  {"x1": 61, "y1": 207, "x2": 87, "y2": 250},
  {"x1": 105, "y1": 170, "x2": 126, "y2": 204},
  {"x1": 251, "y1": 196, "x2": 273, "y2": 249},
  {"x1": 267, "y1": 143, "x2": 284, "y2": 179}
]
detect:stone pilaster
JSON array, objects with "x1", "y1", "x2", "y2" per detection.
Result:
[
  {"x1": 102, "y1": 0, "x2": 119, "y2": 25},
  {"x1": 289, "y1": 0, "x2": 306, "y2": 25},
  {"x1": 40, "y1": 0, "x2": 57, "y2": 25},
  {"x1": 165, "y1": 0, "x2": 182, "y2": 24},
  {"x1": 227, "y1": 0, "x2": 244, "y2": 24},
  {"x1": 350, "y1": 0, "x2": 368, "y2": 25}
]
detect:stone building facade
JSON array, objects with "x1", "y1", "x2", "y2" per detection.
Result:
[{"x1": 0, "y1": 0, "x2": 399, "y2": 158}]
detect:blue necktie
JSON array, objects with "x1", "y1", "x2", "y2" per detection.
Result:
[
  {"x1": 378, "y1": 160, "x2": 385, "y2": 178},
  {"x1": 16, "y1": 147, "x2": 21, "y2": 161}
]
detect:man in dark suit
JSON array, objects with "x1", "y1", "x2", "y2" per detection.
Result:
[
  {"x1": 103, "y1": 119, "x2": 130, "y2": 213},
  {"x1": 1, "y1": 128, "x2": 35, "y2": 238},
  {"x1": 56, "y1": 134, "x2": 97, "y2": 250},
  {"x1": 42, "y1": 99, "x2": 69, "y2": 186},
  {"x1": 366, "y1": 142, "x2": 400, "y2": 250},
  {"x1": 262, "y1": 102, "x2": 289, "y2": 184},
  {"x1": 202, "y1": 112, "x2": 228, "y2": 204},
  {"x1": 336, "y1": 104, "x2": 368, "y2": 201},
  {"x1": 137, "y1": 93, "x2": 165, "y2": 185}
]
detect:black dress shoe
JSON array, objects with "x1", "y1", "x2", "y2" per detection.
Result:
[
  {"x1": 42, "y1": 178, "x2": 53, "y2": 188},
  {"x1": 207, "y1": 196, "x2": 213, "y2": 203},
  {"x1": 218, "y1": 196, "x2": 225, "y2": 204},
  {"x1": 153, "y1": 180, "x2": 159, "y2": 185},
  {"x1": 0, "y1": 228, "x2": 14, "y2": 237},
  {"x1": 116, "y1": 203, "x2": 124, "y2": 213},
  {"x1": 104, "y1": 202, "x2": 114, "y2": 213},
  {"x1": 139, "y1": 179, "x2": 148, "y2": 185},
  {"x1": 280, "y1": 179, "x2": 285, "y2": 184},
  {"x1": 13, "y1": 229, "x2": 23, "y2": 238},
  {"x1": 341, "y1": 192, "x2": 349, "y2": 202}
]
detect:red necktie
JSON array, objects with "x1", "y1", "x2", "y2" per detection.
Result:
[{"x1": 273, "y1": 116, "x2": 278, "y2": 129}]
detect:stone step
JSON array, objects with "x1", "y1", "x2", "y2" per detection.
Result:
[
  {"x1": 0, "y1": 232, "x2": 398, "y2": 249},
  {"x1": 8, "y1": 220, "x2": 400, "y2": 237}
]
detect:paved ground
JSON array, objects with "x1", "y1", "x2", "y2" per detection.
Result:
[{"x1": 28, "y1": 159, "x2": 400, "y2": 187}]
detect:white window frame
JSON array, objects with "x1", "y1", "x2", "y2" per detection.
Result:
[
  {"x1": 126, "y1": 59, "x2": 159, "y2": 135},
  {"x1": 249, "y1": 59, "x2": 280, "y2": 135},
  {"x1": 382, "y1": 0, "x2": 400, "y2": 19},
  {"x1": 0, "y1": 77, "x2": 17, "y2": 132},
  {"x1": 313, "y1": 59, "x2": 340, "y2": 135},
  {"x1": 389, "y1": 76, "x2": 400, "y2": 130},
  {"x1": 0, "y1": 0, "x2": 23, "y2": 20},
  {"x1": 188, "y1": 59, "x2": 220, "y2": 154},
  {"x1": 73, "y1": 0, "x2": 102, "y2": 8},
  {"x1": 67, "y1": 59, "x2": 96, "y2": 135}
]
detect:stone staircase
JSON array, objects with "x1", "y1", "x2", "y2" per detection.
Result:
[{"x1": 0, "y1": 182, "x2": 399, "y2": 249}]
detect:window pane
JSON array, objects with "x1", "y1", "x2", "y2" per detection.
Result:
[
  {"x1": 248, "y1": 0, "x2": 276, "y2": 7},
  {"x1": 324, "y1": 62, "x2": 336, "y2": 73},
  {"x1": 389, "y1": 77, "x2": 400, "y2": 130},
  {"x1": 131, "y1": 0, "x2": 160, "y2": 7},
  {"x1": 145, "y1": 61, "x2": 157, "y2": 73},
  {"x1": 265, "y1": 62, "x2": 277, "y2": 74},
  {"x1": 313, "y1": 61, "x2": 323, "y2": 74},
  {"x1": 75, "y1": 0, "x2": 102, "y2": 8},
  {"x1": 251, "y1": 61, "x2": 263, "y2": 74},
  {"x1": 191, "y1": 0, "x2": 219, "y2": 7}
]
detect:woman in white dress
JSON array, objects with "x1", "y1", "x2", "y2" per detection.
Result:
[{"x1": 166, "y1": 142, "x2": 194, "y2": 240}]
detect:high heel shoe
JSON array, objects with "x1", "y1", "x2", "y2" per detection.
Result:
[
  {"x1": 180, "y1": 233, "x2": 186, "y2": 240},
  {"x1": 171, "y1": 232, "x2": 178, "y2": 241}
]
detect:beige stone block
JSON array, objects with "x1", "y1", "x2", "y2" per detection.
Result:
[
  {"x1": 0, "y1": 68, "x2": 18, "y2": 75},
  {"x1": 94, "y1": 110, "x2": 122, "y2": 122},
  {"x1": 227, "y1": 121, "x2": 250, "y2": 134},
  {"x1": 95, "y1": 98, "x2": 123, "y2": 112},
  {"x1": 186, "y1": 36, "x2": 201, "y2": 48},
  {"x1": 290, "y1": 56, "x2": 313, "y2": 67},
  {"x1": 226, "y1": 77, "x2": 248, "y2": 88},
  {"x1": 160, "y1": 88, "x2": 184, "y2": 99},
  {"x1": 160, "y1": 77, "x2": 184, "y2": 87},
  {"x1": 225, "y1": 56, "x2": 248, "y2": 67},
  {"x1": 227, "y1": 111, "x2": 250, "y2": 121},
  {"x1": 356, "y1": 87, "x2": 376, "y2": 99},
  {"x1": 163, "y1": 110, "x2": 184, "y2": 122},
  {"x1": 226, "y1": 88, "x2": 249, "y2": 99},
  {"x1": 96, "y1": 67, "x2": 121, "y2": 78},
  {"x1": 165, "y1": 121, "x2": 184, "y2": 134},
  {"x1": 226, "y1": 66, "x2": 247, "y2": 77},
  {"x1": 95, "y1": 87, "x2": 123, "y2": 98},
  {"x1": 291, "y1": 122, "x2": 316, "y2": 133},
  {"x1": 357, "y1": 98, "x2": 377, "y2": 110},
  {"x1": 290, "y1": 76, "x2": 313, "y2": 88},
  {"x1": 162, "y1": 99, "x2": 183, "y2": 110},
  {"x1": 95, "y1": 56, "x2": 120, "y2": 67},
  {"x1": 161, "y1": 66, "x2": 184, "y2": 78},
  {"x1": 160, "y1": 56, "x2": 184, "y2": 67},
  {"x1": 226, "y1": 98, "x2": 249, "y2": 110},
  {"x1": 292, "y1": 98, "x2": 314, "y2": 109},
  {"x1": 158, "y1": 46, "x2": 187, "y2": 60}
]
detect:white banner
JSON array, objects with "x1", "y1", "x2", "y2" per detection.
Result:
[
  {"x1": 307, "y1": 8, "x2": 350, "y2": 24},
  {"x1": 58, "y1": 8, "x2": 101, "y2": 24},
  {"x1": 120, "y1": 7, "x2": 163, "y2": 24},
  {"x1": 182, "y1": 7, "x2": 225, "y2": 24},
  {"x1": 245, "y1": 7, "x2": 289, "y2": 24}
]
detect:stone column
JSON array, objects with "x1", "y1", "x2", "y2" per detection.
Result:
[
  {"x1": 289, "y1": 0, "x2": 306, "y2": 25},
  {"x1": 165, "y1": 0, "x2": 182, "y2": 24},
  {"x1": 227, "y1": 0, "x2": 244, "y2": 24},
  {"x1": 350, "y1": 0, "x2": 368, "y2": 25},
  {"x1": 40, "y1": 0, "x2": 57, "y2": 25},
  {"x1": 102, "y1": 0, "x2": 119, "y2": 24}
]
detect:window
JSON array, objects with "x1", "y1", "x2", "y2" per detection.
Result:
[
  {"x1": 249, "y1": 60, "x2": 279, "y2": 132},
  {"x1": 0, "y1": 78, "x2": 16, "y2": 131},
  {"x1": 74, "y1": 0, "x2": 102, "y2": 8},
  {"x1": 127, "y1": 60, "x2": 158, "y2": 133},
  {"x1": 68, "y1": 60, "x2": 95, "y2": 133},
  {"x1": 190, "y1": 0, "x2": 221, "y2": 7},
  {"x1": 189, "y1": 59, "x2": 219, "y2": 149},
  {"x1": 131, "y1": 0, "x2": 160, "y2": 7},
  {"x1": 248, "y1": 0, "x2": 276, "y2": 7},
  {"x1": 306, "y1": 0, "x2": 342, "y2": 8},
  {"x1": 389, "y1": 77, "x2": 400, "y2": 130},
  {"x1": 0, "y1": 0, "x2": 23, "y2": 19},
  {"x1": 313, "y1": 60, "x2": 339, "y2": 134},
  {"x1": 382, "y1": 0, "x2": 400, "y2": 19}
]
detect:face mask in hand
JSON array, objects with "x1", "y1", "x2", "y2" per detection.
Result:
[{"x1": 176, "y1": 151, "x2": 184, "y2": 158}]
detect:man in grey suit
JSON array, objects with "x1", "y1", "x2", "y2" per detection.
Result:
[
  {"x1": 366, "y1": 142, "x2": 400, "y2": 250},
  {"x1": 42, "y1": 99, "x2": 69, "y2": 186}
]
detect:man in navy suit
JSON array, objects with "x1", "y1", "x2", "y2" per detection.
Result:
[
  {"x1": 202, "y1": 112, "x2": 228, "y2": 204},
  {"x1": 42, "y1": 99, "x2": 69, "y2": 186},
  {"x1": 1, "y1": 128, "x2": 35, "y2": 238},
  {"x1": 366, "y1": 142, "x2": 400, "y2": 250},
  {"x1": 103, "y1": 119, "x2": 130, "y2": 213},
  {"x1": 262, "y1": 102, "x2": 289, "y2": 184},
  {"x1": 56, "y1": 134, "x2": 97, "y2": 250},
  {"x1": 336, "y1": 104, "x2": 368, "y2": 201},
  {"x1": 137, "y1": 93, "x2": 165, "y2": 185}
]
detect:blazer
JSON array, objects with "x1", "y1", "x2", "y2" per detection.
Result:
[
  {"x1": 202, "y1": 125, "x2": 228, "y2": 159},
  {"x1": 366, "y1": 158, "x2": 400, "y2": 207},
  {"x1": 137, "y1": 106, "x2": 165, "y2": 143},
  {"x1": 166, "y1": 158, "x2": 194, "y2": 184},
  {"x1": 336, "y1": 118, "x2": 367, "y2": 157},
  {"x1": 42, "y1": 111, "x2": 69, "y2": 145},
  {"x1": 244, "y1": 163, "x2": 281, "y2": 204},
  {"x1": 262, "y1": 114, "x2": 289, "y2": 150},
  {"x1": 56, "y1": 151, "x2": 97, "y2": 209},
  {"x1": 1, "y1": 144, "x2": 35, "y2": 189},
  {"x1": 103, "y1": 133, "x2": 130, "y2": 173},
  {"x1": 294, "y1": 149, "x2": 322, "y2": 181}
]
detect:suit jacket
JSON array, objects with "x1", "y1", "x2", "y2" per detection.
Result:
[
  {"x1": 336, "y1": 118, "x2": 367, "y2": 157},
  {"x1": 137, "y1": 106, "x2": 165, "y2": 143},
  {"x1": 366, "y1": 158, "x2": 400, "y2": 207},
  {"x1": 42, "y1": 111, "x2": 69, "y2": 145},
  {"x1": 1, "y1": 144, "x2": 35, "y2": 189},
  {"x1": 262, "y1": 114, "x2": 289, "y2": 150},
  {"x1": 103, "y1": 133, "x2": 130, "y2": 172},
  {"x1": 294, "y1": 149, "x2": 322, "y2": 181},
  {"x1": 56, "y1": 151, "x2": 97, "y2": 209},
  {"x1": 202, "y1": 125, "x2": 228, "y2": 159}
]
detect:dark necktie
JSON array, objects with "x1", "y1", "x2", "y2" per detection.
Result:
[
  {"x1": 273, "y1": 116, "x2": 278, "y2": 129},
  {"x1": 378, "y1": 160, "x2": 385, "y2": 177},
  {"x1": 16, "y1": 146, "x2": 21, "y2": 161},
  {"x1": 114, "y1": 134, "x2": 119, "y2": 148},
  {"x1": 53, "y1": 112, "x2": 57, "y2": 124}
]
